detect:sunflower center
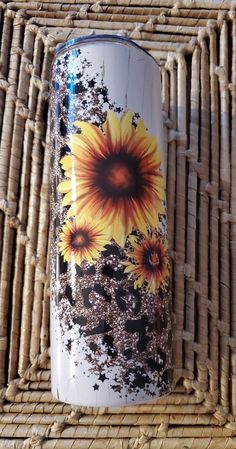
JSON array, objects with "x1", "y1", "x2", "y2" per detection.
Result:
[
  {"x1": 149, "y1": 252, "x2": 159, "y2": 267},
  {"x1": 94, "y1": 151, "x2": 143, "y2": 199},
  {"x1": 71, "y1": 230, "x2": 90, "y2": 249},
  {"x1": 143, "y1": 246, "x2": 163, "y2": 272},
  {"x1": 107, "y1": 163, "x2": 133, "y2": 190}
]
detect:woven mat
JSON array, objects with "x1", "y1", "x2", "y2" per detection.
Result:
[{"x1": 0, "y1": 1, "x2": 235, "y2": 448}]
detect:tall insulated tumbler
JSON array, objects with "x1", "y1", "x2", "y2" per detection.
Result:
[{"x1": 50, "y1": 35, "x2": 173, "y2": 407}]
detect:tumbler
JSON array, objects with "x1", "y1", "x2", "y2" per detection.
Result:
[{"x1": 50, "y1": 35, "x2": 172, "y2": 407}]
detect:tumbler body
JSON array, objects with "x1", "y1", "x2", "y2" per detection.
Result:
[{"x1": 50, "y1": 35, "x2": 172, "y2": 407}]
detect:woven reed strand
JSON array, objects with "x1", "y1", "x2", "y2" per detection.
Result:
[
  {"x1": 0, "y1": 12, "x2": 26, "y2": 389},
  {"x1": 231, "y1": 11, "x2": 236, "y2": 420},
  {"x1": 218, "y1": 20, "x2": 231, "y2": 415},
  {"x1": 5, "y1": 0, "x2": 234, "y2": 8},
  {"x1": 5, "y1": 2, "x2": 228, "y2": 19},
  {"x1": 8, "y1": 25, "x2": 37, "y2": 383}
]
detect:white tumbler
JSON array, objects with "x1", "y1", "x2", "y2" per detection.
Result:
[{"x1": 50, "y1": 35, "x2": 172, "y2": 407}]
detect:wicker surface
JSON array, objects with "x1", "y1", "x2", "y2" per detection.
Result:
[{"x1": 0, "y1": 0, "x2": 235, "y2": 447}]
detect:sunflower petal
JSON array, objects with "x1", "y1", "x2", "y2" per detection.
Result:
[
  {"x1": 64, "y1": 220, "x2": 75, "y2": 232},
  {"x1": 120, "y1": 110, "x2": 134, "y2": 147},
  {"x1": 67, "y1": 205, "x2": 77, "y2": 218},
  {"x1": 129, "y1": 235, "x2": 139, "y2": 246},
  {"x1": 156, "y1": 202, "x2": 165, "y2": 215},
  {"x1": 136, "y1": 119, "x2": 147, "y2": 136},
  {"x1": 134, "y1": 280, "x2": 141, "y2": 289},
  {"x1": 61, "y1": 190, "x2": 73, "y2": 207},
  {"x1": 57, "y1": 180, "x2": 72, "y2": 194},
  {"x1": 102, "y1": 110, "x2": 121, "y2": 151},
  {"x1": 145, "y1": 137, "x2": 162, "y2": 166},
  {"x1": 67, "y1": 134, "x2": 95, "y2": 159},
  {"x1": 124, "y1": 264, "x2": 136, "y2": 273},
  {"x1": 122, "y1": 260, "x2": 131, "y2": 267},
  {"x1": 74, "y1": 121, "x2": 106, "y2": 150},
  {"x1": 60, "y1": 155, "x2": 72, "y2": 172},
  {"x1": 111, "y1": 215, "x2": 127, "y2": 247}
]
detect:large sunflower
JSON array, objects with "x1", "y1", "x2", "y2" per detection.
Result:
[
  {"x1": 57, "y1": 110, "x2": 165, "y2": 247},
  {"x1": 123, "y1": 233, "x2": 169, "y2": 293},
  {"x1": 58, "y1": 216, "x2": 110, "y2": 265}
]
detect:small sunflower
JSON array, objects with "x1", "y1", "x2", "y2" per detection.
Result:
[
  {"x1": 123, "y1": 233, "x2": 169, "y2": 293},
  {"x1": 57, "y1": 110, "x2": 165, "y2": 247},
  {"x1": 58, "y1": 216, "x2": 110, "y2": 265}
]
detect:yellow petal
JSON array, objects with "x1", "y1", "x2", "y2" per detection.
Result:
[
  {"x1": 73, "y1": 121, "x2": 105, "y2": 150},
  {"x1": 124, "y1": 264, "x2": 136, "y2": 273},
  {"x1": 75, "y1": 214, "x2": 86, "y2": 227},
  {"x1": 129, "y1": 134, "x2": 152, "y2": 157},
  {"x1": 75, "y1": 205, "x2": 93, "y2": 221},
  {"x1": 132, "y1": 206, "x2": 151, "y2": 235},
  {"x1": 57, "y1": 180, "x2": 71, "y2": 194},
  {"x1": 68, "y1": 134, "x2": 94, "y2": 157},
  {"x1": 67, "y1": 205, "x2": 77, "y2": 218},
  {"x1": 120, "y1": 110, "x2": 134, "y2": 146},
  {"x1": 122, "y1": 261, "x2": 131, "y2": 267},
  {"x1": 64, "y1": 220, "x2": 75, "y2": 232},
  {"x1": 64, "y1": 171, "x2": 72, "y2": 179},
  {"x1": 134, "y1": 280, "x2": 141, "y2": 289},
  {"x1": 156, "y1": 186, "x2": 166, "y2": 202},
  {"x1": 142, "y1": 136, "x2": 162, "y2": 165},
  {"x1": 156, "y1": 202, "x2": 165, "y2": 215},
  {"x1": 102, "y1": 110, "x2": 121, "y2": 151},
  {"x1": 149, "y1": 279, "x2": 156, "y2": 293},
  {"x1": 75, "y1": 253, "x2": 82, "y2": 266},
  {"x1": 136, "y1": 119, "x2": 147, "y2": 136},
  {"x1": 146, "y1": 208, "x2": 158, "y2": 228},
  {"x1": 111, "y1": 215, "x2": 127, "y2": 247},
  {"x1": 61, "y1": 191, "x2": 73, "y2": 207},
  {"x1": 129, "y1": 235, "x2": 139, "y2": 247},
  {"x1": 150, "y1": 138, "x2": 162, "y2": 163},
  {"x1": 60, "y1": 155, "x2": 72, "y2": 171}
]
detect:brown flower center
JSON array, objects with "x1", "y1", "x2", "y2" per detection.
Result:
[
  {"x1": 71, "y1": 230, "x2": 89, "y2": 249},
  {"x1": 149, "y1": 252, "x2": 159, "y2": 267},
  {"x1": 143, "y1": 244, "x2": 163, "y2": 273},
  {"x1": 106, "y1": 163, "x2": 133, "y2": 190},
  {"x1": 94, "y1": 151, "x2": 143, "y2": 199}
]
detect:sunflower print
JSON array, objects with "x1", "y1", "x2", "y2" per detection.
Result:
[
  {"x1": 58, "y1": 216, "x2": 110, "y2": 265},
  {"x1": 123, "y1": 232, "x2": 169, "y2": 293},
  {"x1": 57, "y1": 110, "x2": 165, "y2": 247}
]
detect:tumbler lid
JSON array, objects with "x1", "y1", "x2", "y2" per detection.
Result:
[{"x1": 54, "y1": 34, "x2": 159, "y2": 66}]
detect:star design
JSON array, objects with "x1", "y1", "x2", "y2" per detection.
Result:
[
  {"x1": 93, "y1": 383, "x2": 99, "y2": 391},
  {"x1": 111, "y1": 385, "x2": 122, "y2": 393},
  {"x1": 99, "y1": 373, "x2": 108, "y2": 382},
  {"x1": 88, "y1": 79, "x2": 96, "y2": 88},
  {"x1": 65, "y1": 339, "x2": 73, "y2": 352}
]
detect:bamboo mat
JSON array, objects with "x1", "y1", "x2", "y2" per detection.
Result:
[{"x1": 0, "y1": 1, "x2": 236, "y2": 448}]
